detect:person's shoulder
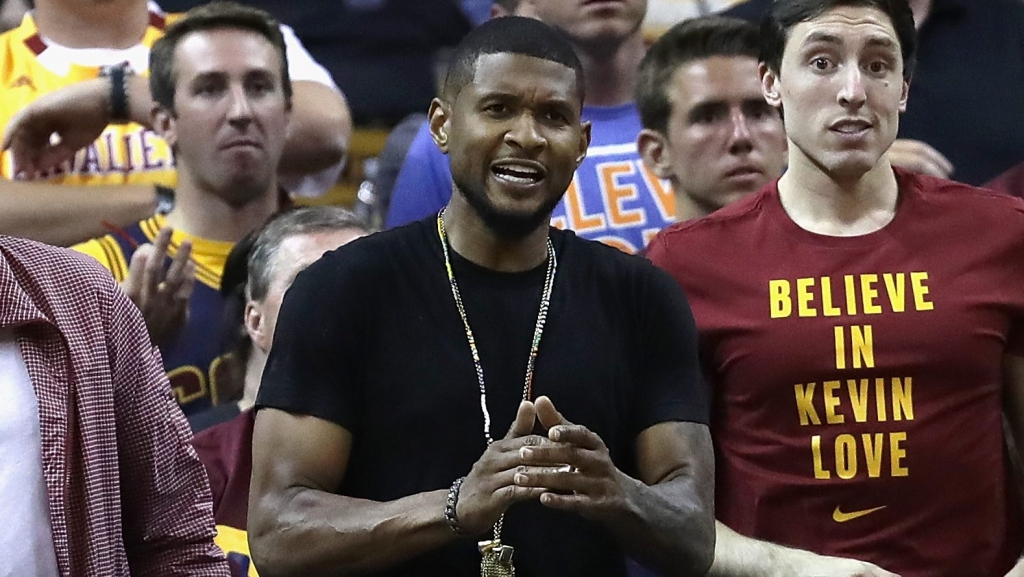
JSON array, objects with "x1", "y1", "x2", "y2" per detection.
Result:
[
  {"x1": 0, "y1": 236, "x2": 119, "y2": 309},
  {"x1": 308, "y1": 217, "x2": 435, "y2": 279},
  {"x1": 557, "y1": 227, "x2": 667, "y2": 281},
  {"x1": 904, "y1": 169, "x2": 1024, "y2": 217},
  {"x1": 657, "y1": 185, "x2": 771, "y2": 246},
  {"x1": 191, "y1": 408, "x2": 253, "y2": 461},
  {"x1": 0, "y1": 14, "x2": 39, "y2": 75},
  {"x1": 985, "y1": 161, "x2": 1024, "y2": 199},
  {"x1": 2, "y1": 235, "x2": 114, "y2": 286}
]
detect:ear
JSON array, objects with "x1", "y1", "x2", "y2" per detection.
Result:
[
  {"x1": 636, "y1": 128, "x2": 674, "y2": 180},
  {"x1": 760, "y1": 62, "x2": 782, "y2": 110},
  {"x1": 151, "y1": 105, "x2": 177, "y2": 149},
  {"x1": 428, "y1": 97, "x2": 451, "y2": 154},
  {"x1": 576, "y1": 120, "x2": 592, "y2": 168},
  {"x1": 898, "y1": 78, "x2": 910, "y2": 113},
  {"x1": 244, "y1": 301, "x2": 271, "y2": 354}
]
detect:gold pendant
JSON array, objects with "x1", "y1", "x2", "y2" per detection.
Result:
[{"x1": 479, "y1": 538, "x2": 515, "y2": 577}]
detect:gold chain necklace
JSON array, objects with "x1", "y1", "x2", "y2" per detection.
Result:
[{"x1": 437, "y1": 212, "x2": 557, "y2": 577}]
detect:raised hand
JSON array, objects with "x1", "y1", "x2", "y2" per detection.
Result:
[
  {"x1": 121, "y1": 226, "x2": 195, "y2": 345},
  {"x1": 455, "y1": 400, "x2": 552, "y2": 535}
]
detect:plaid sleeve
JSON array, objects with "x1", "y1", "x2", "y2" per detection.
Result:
[{"x1": 106, "y1": 281, "x2": 230, "y2": 577}]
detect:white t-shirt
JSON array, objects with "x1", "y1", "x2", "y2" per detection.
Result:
[{"x1": 0, "y1": 329, "x2": 59, "y2": 577}]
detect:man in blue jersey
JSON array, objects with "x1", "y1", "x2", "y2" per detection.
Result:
[
  {"x1": 74, "y1": 2, "x2": 291, "y2": 416},
  {"x1": 635, "y1": 16, "x2": 786, "y2": 222},
  {"x1": 386, "y1": 0, "x2": 672, "y2": 253}
]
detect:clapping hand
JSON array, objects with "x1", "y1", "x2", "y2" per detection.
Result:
[{"x1": 121, "y1": 226, "x2": 196, "y2": 345}]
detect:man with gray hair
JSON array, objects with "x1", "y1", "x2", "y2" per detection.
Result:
[{"x1": 191, "y1": 206, "x2": 369, "y2": 576}]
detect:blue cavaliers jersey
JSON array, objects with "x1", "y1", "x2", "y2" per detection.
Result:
[
  {"x1": 384, "y1": 103, "x2": 676, "y2": 253},
  {"x1": 73, "y1": 214, "x2": 233, "y2": 415}
]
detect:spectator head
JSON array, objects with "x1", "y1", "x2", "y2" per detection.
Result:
[
  {"x1": 430, "y1": 16, "x2": 591, "y2": 240},
  {"x1": 521, "y1": 0, "x2": 647, "y2": 52},
  {"x1": 244, "y1": 207, "x2": 370, "y2": 354},
  {"x1": 151, "y1": 1, "x2": 293, "y2": 113},
  {"x1": 760, "y1": 0, "x2": 916, "y2": 81},
  {"x1": 759, "y1": 0, "x2": 916, "y2": 181},
  {"x1": 149, "y1": 1, "x2": 292, "y2": 207},
  {"x1": 637, "y1": 16, "x2": 786, "y2": 220}
]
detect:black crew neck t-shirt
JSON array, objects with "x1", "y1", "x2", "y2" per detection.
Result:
[{"x1": 257, "y1": 217, "x2": 707, "y2": 577}]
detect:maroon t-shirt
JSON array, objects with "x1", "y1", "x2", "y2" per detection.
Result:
[
  {"x1": 649, "y1": 169, "x2": 1024, "y2": 577},
  {"x1": 986, "y1": 161, "x2": 1024, "y2": 200},
  {"x1": 192, "y1": 409, "x2": 254, "y2": 576}
]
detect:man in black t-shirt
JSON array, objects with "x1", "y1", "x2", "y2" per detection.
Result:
[{"x1": 249, "y1": 16, "x2": 714, "y2": 577}]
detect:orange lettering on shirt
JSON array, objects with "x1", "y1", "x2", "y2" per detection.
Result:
[
  {"x1": 563, "y1": 177, "x2": 606, "y2": 233},
  {"x1": 637, "y1": 160, "x2": 676, "y2": 221},
  {"x1": 599, "y1": 161, "x2": 644, "y2": 228}
]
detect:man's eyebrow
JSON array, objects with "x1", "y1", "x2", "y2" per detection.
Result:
[
  {"x1": 687, "y1": 101, "x2": 728, "y2": 121},
  {"x1": 864, "y1": 36, "x2": 898, "y2": 50},
  {"x1": 802, "y1": 31, "x2": 843, "y2": 47},
  {"x1": 189, "y1": 70, "x2": 226, "y2": 83},
  {"x1": 802, "y1": 31, "x2": 897, "y2": 51},
  {"x1": 477, "y1": 90, "x2": 520, "y2": 100}
]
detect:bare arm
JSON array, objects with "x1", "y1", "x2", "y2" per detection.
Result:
[
  {"x1": 618, "y1": 421, "x2": 716, "y2": 576},
  {"x1": 248, "y1": 402, "x2": 549, "y2": 577},
  {"x1": 709, "y1": 520, "x2": 898, "y2": 577},
  {"x1": 0, "y1": 180, "x2": 156, "y2": 246},
  {"x1": 6, "y1": 75, "x2": 349, "y2": 177},
  {"x1": 517, "y1": 397, "x2": 716, "y2": 577},
  {"x1": 278, "y1": 81, "x2": 351, "y2": 175}
]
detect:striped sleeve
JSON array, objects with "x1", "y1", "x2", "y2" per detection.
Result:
[{"x1": 72, "y1": 236, "x2": 130, "y2": 283}]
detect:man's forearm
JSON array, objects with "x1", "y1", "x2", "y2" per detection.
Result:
[
  {"x1": 709, "y1": 521, "x2": 796, "y2": 577},
  {"x1": 279, "y1": 81, "x2": 351, "y2": 175},
  {"x1": 250, "y1": 487, "x2": 462, "y2": 577},
  {"x1": 609, "y1": 474, "x2": 715, "y2": 577},
  {"x1": 0, "y1": 182, "x2": 156, "y2": 246}
]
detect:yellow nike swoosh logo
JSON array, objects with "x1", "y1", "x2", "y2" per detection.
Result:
[{"x1": 832, "y1": 505, "x2": 886, "y2": 523}]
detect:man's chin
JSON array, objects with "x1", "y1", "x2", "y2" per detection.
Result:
[{"x1": 478, "y1": 209, "x2": 552, "y2": 240}]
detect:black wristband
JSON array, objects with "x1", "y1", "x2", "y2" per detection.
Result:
[
  {"x1": 108, "y1": 65, "x2": 130, "y2": 124},
  {"x1": 444, "y1": 476, "x2": 470, "y2": 536}
]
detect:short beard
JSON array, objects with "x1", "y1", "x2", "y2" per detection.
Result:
[{"x1": 453, "y1": 177, "x2": 561, "y2": 241}]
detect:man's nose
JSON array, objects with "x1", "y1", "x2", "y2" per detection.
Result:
[
  {"x1": 227, "y1": 85, "x2": 255, "y2": 124},
  {"x1": 504, "y1": 113, "x2": 545, "y2": 152},
  {"x1": 728, "y1": 108, "x2": 754, "y2": 153},
  {"x1": 837, "y1": 66, "x2": 867, "y2": 108}
]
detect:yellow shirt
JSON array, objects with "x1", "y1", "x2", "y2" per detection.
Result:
[
  {"x1": 214, "y1": 525, "x2": 259, "y2": 577},
  {"x1": 72, "y1": 213, "x2": 229, "y2": 289},
  {"x1": 73, "y1": 214, "x2": 235, "y2": 412},
  {"x1": 0, "y1": 9, "x2": 182, "y2": 186}
]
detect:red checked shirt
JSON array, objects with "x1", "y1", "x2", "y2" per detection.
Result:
[{"x1": 0, "y1": 236, "x2": 229, "y2": 577}]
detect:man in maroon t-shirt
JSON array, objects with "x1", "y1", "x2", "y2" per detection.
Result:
[
  {"x1": 648, "y1": 1, "x2": 1024, "y2": 576},
  {"x1": 191, "y1": 207, "x2": 368, "y2": 577}
]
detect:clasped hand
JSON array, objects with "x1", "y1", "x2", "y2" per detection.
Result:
[{"x1": 456, "y1": 395, "x2": 634, "y2": 535}]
